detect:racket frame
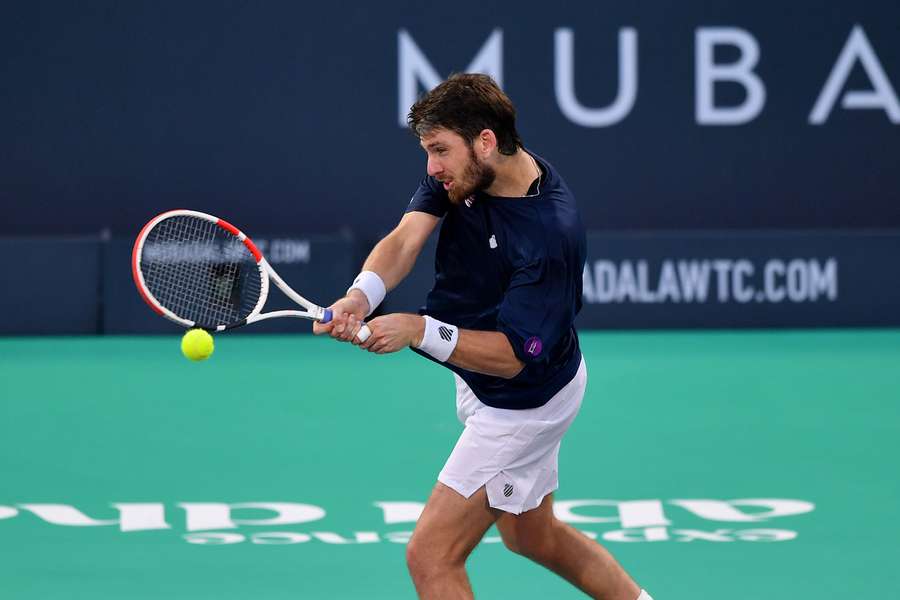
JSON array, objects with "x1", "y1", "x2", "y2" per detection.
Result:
[{"x1": 132, "y1": 209, "x2": 331, "y2": 331}]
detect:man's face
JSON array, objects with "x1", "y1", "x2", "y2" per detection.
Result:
[{"x1": 420, "y1": 128, "x2": 496, "y2": 204}]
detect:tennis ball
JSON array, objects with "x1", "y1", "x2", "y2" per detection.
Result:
[{"x1": 181, "y1": 328, "x2": 214, "y2": 361}]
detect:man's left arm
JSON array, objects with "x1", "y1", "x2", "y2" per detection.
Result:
[
  {"x1": 351, "y1": 313, "x2": 524, "y2": 379},
  {"x1": 443, "y1": 327, "x2": 524, "y2": 379}
]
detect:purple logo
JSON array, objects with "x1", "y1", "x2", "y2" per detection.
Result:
[{"x1": 524, "y1": 337, "x2": 543, "y2": 357}]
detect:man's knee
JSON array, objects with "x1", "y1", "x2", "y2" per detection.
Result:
[
  {"x1": 406, "y1": 535, "x2": 463, "y2": 581},
  {"x1": 499, "y1": 519, "x2": 558, "y2": 563},
  {"x1": 499, "y1": 528, "x2": 522, "y2": 555},
  {"x1": 405, "y1": 538, "x2": 430, "y2": 579}
]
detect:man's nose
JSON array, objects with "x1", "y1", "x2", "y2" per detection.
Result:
[{"x1": 427, "y1": 157, "x2": 443, "y2": 178}]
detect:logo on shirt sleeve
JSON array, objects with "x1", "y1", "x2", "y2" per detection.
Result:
[{"x1": 524, "y1": 337, "x2": 543, "y2": 357}]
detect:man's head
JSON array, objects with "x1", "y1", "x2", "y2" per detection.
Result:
[{"x1": 408, "y1": 74, "x2": 523, "y2": 203}]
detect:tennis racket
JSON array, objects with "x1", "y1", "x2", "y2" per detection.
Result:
[{"x1": 132, "y1": 209, "x2": 371, "y2": 340}]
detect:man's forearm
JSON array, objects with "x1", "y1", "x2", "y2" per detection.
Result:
[
  {"x1": 360, "y1": 231, "x2": 418, "y2": 291},
  {"x1": 347, "y1": 212, "x2": 439, "y2": 312},
  {"x1": 447, "y1": 329, "x2": 525, "y2": 380},
  {"x1": 405, "y1": 315, "x2": 524, "y2": 379}
]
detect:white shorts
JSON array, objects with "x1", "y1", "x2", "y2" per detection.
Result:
[{"x1": 437, "y1": 358, "x2": 586, "y2": 515}]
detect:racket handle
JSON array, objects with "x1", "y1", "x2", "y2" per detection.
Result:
[{"x1": 322, "y1": 309, "x2": 370, "y2": 342}]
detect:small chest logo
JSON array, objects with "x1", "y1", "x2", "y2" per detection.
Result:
[
  {"x1": 488, "y1": 234, "x2": 498, "y2": 249},
  {"x1": 503, "y1": 483, "x2": 514, "y2": 497},
  {"x1": 524, "y1": 337, "x2": 543, "y2": 357},
  {"x1": 438, "y1": 326, "x2": 453, "y2": 342},
  {"x1": 464, "y1": 197, "x2": 474, "y2": 207}
]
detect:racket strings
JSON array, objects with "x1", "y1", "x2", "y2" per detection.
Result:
[{"x1": 140, "y1": 216, "x2": 262, "y2": 327}]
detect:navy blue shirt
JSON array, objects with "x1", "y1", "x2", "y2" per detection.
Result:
[{"x1": 406, "y1": 152, "x2": 586, "y2": 410}]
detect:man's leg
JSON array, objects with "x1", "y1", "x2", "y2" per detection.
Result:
[
  {"x1": 496, "y1": 493, "x2": 642, "y2": 600},
  {"x1": 406, "y1": 482, "x2": 498, "y2": 599}
]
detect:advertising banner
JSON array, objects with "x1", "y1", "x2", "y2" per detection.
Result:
[
  {"x1": 384, "y1": 230, "x2": 900, "y2": 329},
  {"x1": 1, "y1": 3, "x2": 897, "y2": 240}
]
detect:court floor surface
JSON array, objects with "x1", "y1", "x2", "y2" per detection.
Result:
[{"x1": 1, "y1": 330, "x2": 898, "y2": 599}]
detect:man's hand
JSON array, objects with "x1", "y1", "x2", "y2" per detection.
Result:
[
  {"x1": 312, "y1": 289, "x2": 369, "y2": 342},
  {"x1": 358, "y1": 313, "x2": 425, "y2": 354}
]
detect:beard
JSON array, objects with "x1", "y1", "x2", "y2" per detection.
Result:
[{"x1": 447, "y1": 147, "x2": 496, "y2": 204}]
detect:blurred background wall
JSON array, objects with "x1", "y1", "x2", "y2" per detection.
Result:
[{"x1": 2, "y1": 1, "x2": 898, "y2": 333}]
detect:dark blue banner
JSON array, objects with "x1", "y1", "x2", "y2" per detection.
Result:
[
  {"x1": 2, "y1": 230, "x2": 898, "y2": 334},
  {"x1": 577, "y1": 231, "x2": 899, "y2": 328},
  {"x1": 0, "y1": 238, "x2": 101, "y2": 334},
  {"x1": 1, "y1": 1, "x2": 898, "y2": 241},
  {"x1": 382, "y1": 230, "x2": 900, "y2": 329}
]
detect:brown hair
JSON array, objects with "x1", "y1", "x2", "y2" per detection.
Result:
[{"x1": 407, "y1": 73, "x2": 523, "y2": 155}]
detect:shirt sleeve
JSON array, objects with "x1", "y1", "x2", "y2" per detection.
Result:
[
  {"x1": 496, "y1": 257, "x2": 576, "y2": 365},
  {"x1": 405, "y1": 176, "x2": 450, "y2": 218}
]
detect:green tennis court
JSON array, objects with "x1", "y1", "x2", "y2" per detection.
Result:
[{"x1": 1, "y1": 330, "x2": 898, "y2": 599}]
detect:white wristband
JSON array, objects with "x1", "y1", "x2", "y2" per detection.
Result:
[
  {"x1": 347, "y1": 271, "x2": 386, "y2": 317},
  {"x1": 416, "y1": 316, "x2": 459, "y2": 362}
]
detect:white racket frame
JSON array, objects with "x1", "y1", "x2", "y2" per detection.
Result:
[{"x1": 133, "y1": 209, "x2": 371, "y2": 340}]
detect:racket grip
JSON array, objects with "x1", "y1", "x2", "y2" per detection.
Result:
[{"x1": 321, "y1": 309, "x2": 369, "y2": 341}]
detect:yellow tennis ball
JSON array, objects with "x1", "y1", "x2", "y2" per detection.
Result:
[{"x1": 181, "y1": 328, "x2": 214, "y2": 361}]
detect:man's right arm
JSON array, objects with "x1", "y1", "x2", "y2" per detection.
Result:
[
  {"x1": 313, "y1": 211, "x2": 440, "y2": 337},
  {"x1": 360, "y1": 210, "x2": 440, "y2": 293}
]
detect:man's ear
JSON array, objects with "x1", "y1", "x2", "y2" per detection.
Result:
[{"x1": 476, "y1": 129, "x2": 498, "y2": 157}]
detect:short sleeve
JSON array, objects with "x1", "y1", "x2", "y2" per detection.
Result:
[
  {"x1": 406, "y1": 176, "x2": 450, "y2": 218},
  {"x1": 496, "y1": 257, "x2": 576, "y2": 365}
]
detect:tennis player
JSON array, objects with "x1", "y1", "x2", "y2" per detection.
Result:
[{"x1": 314, "y1": 74, "x2": 652, "y2": 600}]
